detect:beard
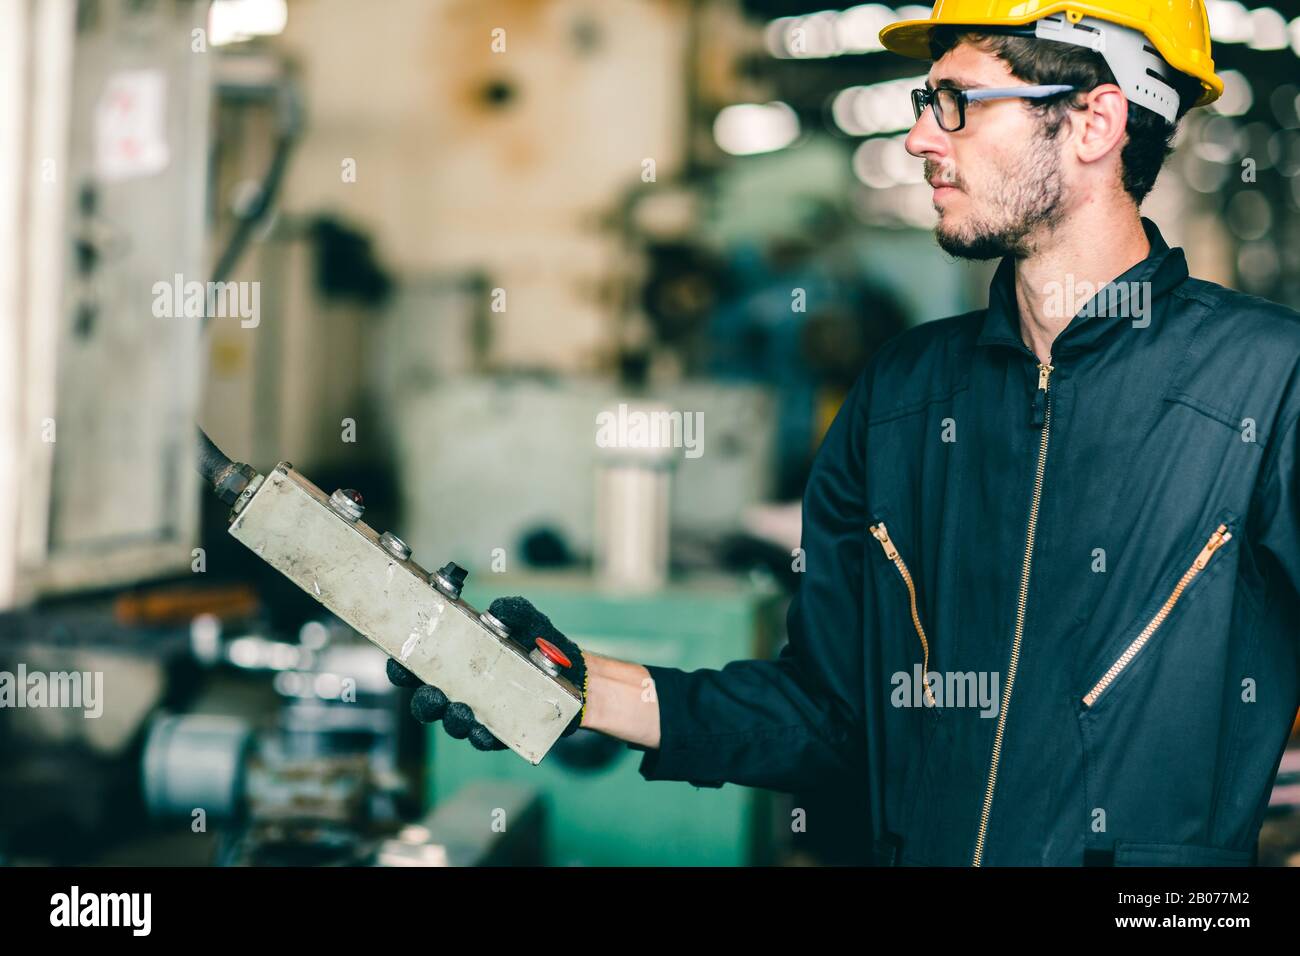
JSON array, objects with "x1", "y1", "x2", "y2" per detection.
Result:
[{"x1": 928, "y1": 122, "x2": 1066, "y2": 260}]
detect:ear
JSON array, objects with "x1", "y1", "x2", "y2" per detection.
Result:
[{"x1": 1071, "y1": 83, "x2": 1129, "y2": 165}]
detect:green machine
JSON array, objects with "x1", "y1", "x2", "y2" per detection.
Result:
[{"x1": 425, "y1": 571, "x2": 785, "y2": 866}]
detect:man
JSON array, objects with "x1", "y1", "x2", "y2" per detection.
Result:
[{"x1": 390, "y1": 0, "x2": 1300, "y2": 866}]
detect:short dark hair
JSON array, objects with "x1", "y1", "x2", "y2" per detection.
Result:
[{"x1": 928, "y1": 26, "x2": 1203, "y2": 204}]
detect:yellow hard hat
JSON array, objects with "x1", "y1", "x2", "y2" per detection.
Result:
[{"x1": 879, "y1": 0, "x2": 1223, "y2": 110}]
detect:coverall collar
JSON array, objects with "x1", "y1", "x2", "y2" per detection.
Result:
[{"x1": 975, "y1": 216, "x2": 1191, "y2": 358}]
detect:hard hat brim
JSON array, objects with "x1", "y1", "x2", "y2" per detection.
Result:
[{"x1": 877, "y1": 19, "x2": 943, "y2": 60}]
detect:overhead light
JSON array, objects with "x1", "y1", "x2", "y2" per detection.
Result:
[
  {"x1": 713, "y1": 102, "x2": 801, "y2": 156},
  {"x1": 1211, "y1": 70, "x2": 1253, "y2": 116},
  {"x1": 852, "y1": 133, "x2": 923, "y2": 189},
  {"x1": 1227, "y1": 190, "x2": 1272, "y2": 240},
  {"x1": 1270, "y1": 129, "x2": 1300, "y2": 175},
  {"x1": 895, "y1": 5, "x2": 933, "y2": 21},
  {"x1": 784, "y1": 11, "x2": 840, "y2": 58},
  {"x1": 1267, "y1": 84, "x2": 1299, "y2": 126},
  {"x1": 835, "y1": 4, "x2": 893, "y2": 54},
  {"x1": 880, "y1": 135, "x2": 924, "y2": 183},
  {"x1": 210, "y1": 0, "x2": 289, "y2": 48},
  {"x1": 765, "y1": 4, "x2": 933, "y2": 59},
  {"x1": 1183, "y1": 153, "x2": 1231, "y2": 192},
  {"x1": 1195, "y1": 114, "x2": 1246, "y2": 162},
  {"x1": 764, "y1": 17, "x2": 796, "y2": 58},
  {"x1": 1246, "y1": 7, "x2": 1289, "y2": 49},
  {"x1": 832, "y1": 75, "x2": 925, "y2": 135},
  {"x1": 1236, "y1": 241, "x2": 1280, "y2": 290},
  {"x1": 852, "y1": 138, "x2": 898, "y2": 188},
  {"x1": 1208, "y1": 1, "x2": 1254, "y2": 44}
]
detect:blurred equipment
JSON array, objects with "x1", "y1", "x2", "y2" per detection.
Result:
[
  {"x1": 706, "y1": 237, "x2": 912, "y2": 498},
  {"x1": 374, "y1": 782, "x2": 544, "y2": 867},
  {"x1": 395, "y1": 377, "x2": 776, "y2": 573},
  {"x1": 0, "y1": 0, "x2": 212, "y2": 607},
  {"x1": 143, "y1": 616, "x2": 404, "y2": 866},
  {"x1": 638, "y1": 240, "x2": 733, "y2": 370},
  {"x1": 198, "y1": 439, "x2": 582, "y2": 765},
  {"x1": 144, "y1": 713, "x2": 379, "y2": 867},
  {"x1": 201, "y1": 211, "x2": 393, "y2": 477},
  {"x1": 206, "y1": 46, "x2": 303, "y2": 300},
  {"x1": 114, "y1": 582, "x2": 261, "y2": 626},
  {"x1": 1259, "y1": 745, "x2": 1300, "y2": 866},
  {"x1": 202, "y1": 46, "x2": 391, "y2": 479},
  {"x1": 142, "y1": 714, "x2": 382, "y2": 867},
  {"x1": 0, "y1": 606, "x2": 191, "y2": 861},
  {"x1": 143, "y1": 713, "x2": 253, "y2": 822}
]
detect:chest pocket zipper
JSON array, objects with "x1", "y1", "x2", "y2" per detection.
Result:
[
  {"x1": 1082, "y1": 520, "x2": 1235, "y2": 708},
  {"x1": 870, "y1": 520, "x2": 937, "y2": 708}
]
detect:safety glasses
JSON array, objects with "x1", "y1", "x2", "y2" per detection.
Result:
[{"x1": 911, "y1": 84, "x2": 1077, "y2": 132}]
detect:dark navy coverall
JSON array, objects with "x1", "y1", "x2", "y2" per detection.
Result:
[{"x1": 632, "y1": 218, "x2": 1300, "y2": 866}]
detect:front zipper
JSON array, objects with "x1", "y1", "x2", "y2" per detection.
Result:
[
  {"x1": 869, "y1": 521, "x2": 938, "y2": 708},
  {"x1": 1081, "y1": 521, "x2": 1233, "y2": 708},
  {"x1": 972, "y1": 360, "x2": 1055, "y2": 867}
]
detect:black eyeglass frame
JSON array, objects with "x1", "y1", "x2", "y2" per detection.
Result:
[{"x1": 911, "y1": 84, "x2": 1078, "y2": 132}]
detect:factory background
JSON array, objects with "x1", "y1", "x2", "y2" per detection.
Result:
[{"x1": 1, "y1": 0, "x2": 1299, "y2": 867}]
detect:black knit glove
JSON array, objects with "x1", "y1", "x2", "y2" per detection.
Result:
[{"x1": 385, "y1": 595, "x2": 588, "y2": 751}]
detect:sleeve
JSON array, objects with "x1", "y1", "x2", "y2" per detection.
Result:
[
  {"x1": 1254, "y1": 409, "x2": 1300, "y2": 605},
  {"x1": 630, "y1": 366, "x2": 873, "y2": 793}
]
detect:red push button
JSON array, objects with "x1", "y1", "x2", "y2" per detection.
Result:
[{"x1": 534, "y1": 637, "x2": 570, "y2": 669}]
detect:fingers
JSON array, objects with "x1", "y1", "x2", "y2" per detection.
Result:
[
  {"x1": 488, "y1": 595, "x2": 562, "y2": 648},
  {"x1": 409, "y1": 686, "x2": 505, "y2": 751},
  {"x1": 410, "y1": 684, "x2": 449, "y2": 722},
  {"x1": 400, "y1": 671, "x2": 504, "y2": 750},
  {"x1": 486, "y1": 595, "x2": 536, "y2": 634},
  {"x1": 391, "y1": 618, "x2": 525, "y2": 754},
  {"x1": 386, "y1": 658, "x2": 424, "y2": 688},
  {"x1": 488, "y1": 595, "x2": 551, "y2": 639},
  {"x1": 446, "y1": 701, "x2": 507, "y2": 750},
  {"x1": 442, "y1": 701, "x2": 476, "y2": 738},
  {"x1": 468, "y1": 724, "x2": 508, "y2": 751}
]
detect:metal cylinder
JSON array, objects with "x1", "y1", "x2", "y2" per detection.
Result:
[
  {"x1": 594, "y1": 401, "x2": 675, "y2": 591},
  {"x1": 142, "y1": 713, "x2": 252, "y2": 821}
]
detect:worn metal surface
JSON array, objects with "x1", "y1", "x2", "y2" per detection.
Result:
[{"x1": 228, "y1": 464, "x2": 581, "y2": 764}]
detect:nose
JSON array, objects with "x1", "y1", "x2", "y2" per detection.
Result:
[{"x1": 905, "y1": 102, "x2": 948, "y2": 162}]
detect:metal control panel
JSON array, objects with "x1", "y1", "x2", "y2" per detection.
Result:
[{"x1": 227, "y1": 463, "x2": 582, "y2": 765}]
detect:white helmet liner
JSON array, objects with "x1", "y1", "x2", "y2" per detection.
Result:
[{"x1": 1033, "y1": 14, "x2": 1181, "y2": 123}]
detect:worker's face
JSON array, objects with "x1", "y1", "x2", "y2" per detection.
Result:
[{"x1": 905, "y1": 40, "x2": 1067, "y2": 260}]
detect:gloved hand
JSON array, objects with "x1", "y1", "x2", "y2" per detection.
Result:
[{"x1": 385, "y1": 595, "x2": 587, "y2": 751}]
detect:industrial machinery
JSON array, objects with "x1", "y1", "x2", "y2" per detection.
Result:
[
  {"x1": 142, "y1": 615, "x2": 398, "y2": 866},
  {"x1": 0, "y1": 0, "x2": 212, "y2": 607},
  {"x1": 392, "y1": 376, "x2": 777, "y2": 572},
  {"x1": 198, "y1": 435, "x2": 584, "y2": 765}
]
